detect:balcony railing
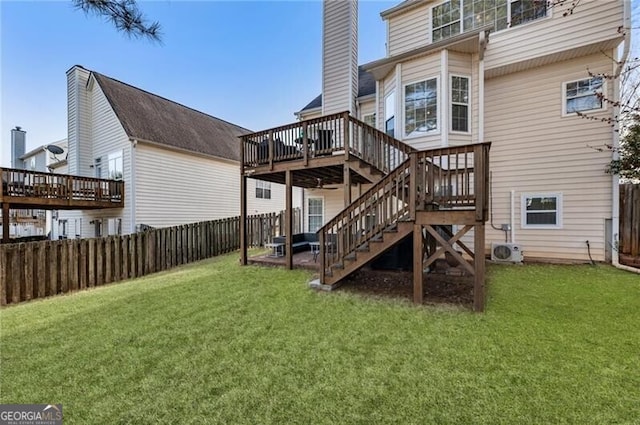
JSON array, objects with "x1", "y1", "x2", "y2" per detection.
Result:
[
  {"x1": 240, "y1": 111, "x2": 416, "y2": 174},
  {"x1": 1, "y1": 167, "x2": 124, "y2": 207}
]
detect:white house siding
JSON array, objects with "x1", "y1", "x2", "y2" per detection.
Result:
[
  {"x1": 246, "y1": 179, "x2": 303, "y2": 216},
  {"x1": 387, "y1": 3, "x2": 430, "y2": 56},
  {"x1": 302, "y1": 185, "x2": 363, "y2": 233},
  {"x1": 66, "y1": 66, "x2": 92, "y2": 177},
  {"x1": 484, "y1": 53, "x2": 615, "y2": 262},
  {"x1": 322, "y1": 0, "x2": 358, "y2": 114},
  {"x1": 135, "y1": 143, "x2": 240, "y2": 227},
  {"x1": 58, "y1": 73, "x2": 133, "y2": 238},
  {"x1": 358, "y1": 99, "x2": 376, "y2": 121},
  {"x1": 484, "y1": 0, "x2": 623, "y2": 74}
]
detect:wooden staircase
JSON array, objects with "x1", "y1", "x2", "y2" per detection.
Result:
[{"x1": 319, "y1": 142, "x2": 491, "y2": 309}]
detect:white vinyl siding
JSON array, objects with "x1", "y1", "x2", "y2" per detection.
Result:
[
  {"x1": 484, "y1": 53, "x2": 614, "y2": 261},
  {"x1": 66, "y1": 67, "x2": 92, "y2": 176},
  {"x1": 322, "y1": 0, "x2": 358, "y2": 114},
  {"x1": 387, "y1": 4, "x2": 430, "y2": 56},
  {"x1": 485, "y1": 0, "x2": 623, "y2": 75},
  {"x1": 58, "y1": 76, "x2": 133, "y2": 237},
  {"x1": 136, "y1": 144, "x2": 239, "y2": 226}
]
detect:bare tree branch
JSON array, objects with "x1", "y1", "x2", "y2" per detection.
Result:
[{"x1": 72, "y1": 0, "x2": 161, "y2": 42}]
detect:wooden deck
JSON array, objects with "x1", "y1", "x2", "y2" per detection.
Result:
[
  {"x1": 1, "y1": 167, "x2": 124, "y2": 210},
  {"x1": 1, "y1": 167, "x2": 124, "y2": 243},
  {"x1": 247, "y1": 250, "x2": 320, "y2": 271},
  {"x1": 239, "y1": 112, "x2": 491, "y2": 311}
]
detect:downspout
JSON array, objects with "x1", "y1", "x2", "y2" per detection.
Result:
[
  {"x1": 510, "y1": 190, "x2": 515, "y2": 243},
  {"x1": 611, "y1": 0, "x2": 639, "y2": 273},
  {"x1": 130, "y1": 139, "x2": 137, "y2": 234},
  {"x1": 478, "y1": 30, "x2": 486, "y2": 143}
]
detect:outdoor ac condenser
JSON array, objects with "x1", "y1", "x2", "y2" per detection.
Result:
[{"x1": 491, "y1": 243, "x2": 524, "y2": 263}]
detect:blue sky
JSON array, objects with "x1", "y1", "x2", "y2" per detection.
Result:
[{"x1": 0, "y1": 0, "x2": 395, "y2": 165}]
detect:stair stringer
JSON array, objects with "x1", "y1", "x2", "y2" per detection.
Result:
[{"x1": 324, "y1": 221, "x2": 414, "y2": 286}]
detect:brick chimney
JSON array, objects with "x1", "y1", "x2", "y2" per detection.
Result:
[{"x1": 322, "y1": 0, "x2": 358, "y2": 115}]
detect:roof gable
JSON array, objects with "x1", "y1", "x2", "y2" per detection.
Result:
[
  {"x1": 299, "y1": 67, "x2": 376, "y2": 113},
  {"x1": 92, "y1": 72, "x2": 250, "y2": 162}
]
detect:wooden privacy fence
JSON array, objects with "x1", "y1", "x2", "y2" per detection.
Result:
[
  {"x1": 619, "y1": 184, "x2": 640, "y2": 267},
  {"x1": 0, "y1": 211, "x2": 297, "y2": 306}
]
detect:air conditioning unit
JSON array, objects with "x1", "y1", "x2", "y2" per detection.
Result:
[{"x1": 491, "y1": 243, "x2": 523, "y2": 263}]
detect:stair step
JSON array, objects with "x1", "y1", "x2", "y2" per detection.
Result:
[
  {"x1": 356, "y1": 244, "x2": 369, "y2": 252},
  {"x1": 344, "y1": 253, "x2": 356, "y2": 261},
  {"x1": 332, "y1": 263, "x2": 344, "y2": 270}
]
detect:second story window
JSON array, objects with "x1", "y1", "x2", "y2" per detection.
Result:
[
  {"x1": 451, "y1": 76, "x2": 470, "y2": 132},
  {"x1": 431, "y1": 0, "x2": 547, "y2": 43},
  {"x1": 404, "y1": 78, "x2": 438, "y2": 137},
  {"x1": 255, "y1": 180, "x2": 271, "y2": 199},
  {"x1": 108, "y1": 150, "x2": 123, "y2": 180},
  {"x1": 385, "y1": 92, "x2": 396, "y2": 137},
  {"x1": 563, "y1": 77, "x2": 604, "y2": 115}
]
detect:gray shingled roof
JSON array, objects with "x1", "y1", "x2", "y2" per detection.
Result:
[
  {"x1": 92, "y1": 72, "x2": 250, "y2": 162},
  {"x1": 300, "y1": 67, "x2": 376, "y2": 112}
]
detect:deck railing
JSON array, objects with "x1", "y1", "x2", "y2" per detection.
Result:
[
  {"x1": 240, "y1": 111, "x2": 416, "y2": 174},
  {"x1": 1, "y1": 167, "x2": 124, "y2": 205},
  {"x1": 317, "y1": 142, "x2": 490, "y2": 280}
]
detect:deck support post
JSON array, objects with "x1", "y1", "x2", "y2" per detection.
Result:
[
  {"x1": 343, "y1": 164, "x2": 351, "y2": 207},
  {"x1": 413, "y1": 223, "x2": 423, "y2": 304},
  {"x1": 473, "y1": 222, "x2": 486, "y2": 312},
  {"x1": 1, "y1": 203, "x2": 9, "y2": 244},
  {"x1": 285, "y1": 169, "x2": 293, "y2": 270},
  {"x1": 240, "y1": 175, "x2": 247, "y2": 265}
]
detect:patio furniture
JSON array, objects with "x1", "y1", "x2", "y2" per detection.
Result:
[
  {"x1": 265, "y1": 242, "x2": 285, "y2": 258},
  {"x1": 272, "y1": 233, "x2": 319, "y2": 254}
]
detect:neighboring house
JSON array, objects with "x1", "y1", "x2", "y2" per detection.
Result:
[
  {"x1": 291, "y1": 0, "x2": 629, "y2": 264},
  {"x1": 56, "y1": 66, "x2": 300, "y2": 239},
  {"x1": 5, "y1": 131, "x2": 67, "y2": 238}
]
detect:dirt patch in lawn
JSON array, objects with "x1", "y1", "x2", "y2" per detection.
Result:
[{"x1": 339, "y1": 264, "x2": 474, "y2": 307}]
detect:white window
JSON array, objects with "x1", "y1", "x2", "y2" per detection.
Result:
[
  {"x1": 521, "y1": 193, "x2": 562, "y2": 229},
  {"x1": 404, "y1": 78, "x2": 438, "y2": 137},
  {"x1": 307, "y1": 197, "x2": 324, "y2": 232},
  {"x1": 363, "y1": 113, "x2": 376, "y2": 128},
  {"x1": 432, "y1": 0, "x2": 461, "y2": 43},
  {"x1": 563, "y1": 77, "x2": 604, "y2": 115},
  {"x1": 451, "y1": 75, "x2": 470, "y2": 133},
  {"x1": 255, "y1": 180, "x2": 271, "y2": 199},
  {"x1": 108, "y1": 218, "x2": 122, "y2": 235},
  {"x1": 510, "y1": 0, "x2": 547, "y2": 27},
  {"x1": 94, "y1": 157, "x2": 103, "y2": 178},
  {"x1": 384, "y1": 92, "x2": 395, "y2": 137},
  {"x1": 107, "y1": 150, "x2": 123, "y2": 180},
  {"x1": 432, "y1": 0, "x2": 546, "y2": 43}
]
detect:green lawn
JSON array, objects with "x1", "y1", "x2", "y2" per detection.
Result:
[{"x1": 1, "y1": 254, "x2": 639, "y2": 424}]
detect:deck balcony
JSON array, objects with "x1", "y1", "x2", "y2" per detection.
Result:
[
  {"x1": 239, "y1": 111, "x2": 491, "y2": 311},
  {"x1": 1, "y1": 167, "x2": 124, "y2": 210}
]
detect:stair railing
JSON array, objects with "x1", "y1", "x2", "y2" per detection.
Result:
[{"x1": 318, "y1": 158, "x2": 413, "y2": 282}]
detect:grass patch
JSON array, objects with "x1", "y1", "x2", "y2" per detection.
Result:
[{"x1": 1, "y1": 256, "x2": 639, "y2": 424}]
